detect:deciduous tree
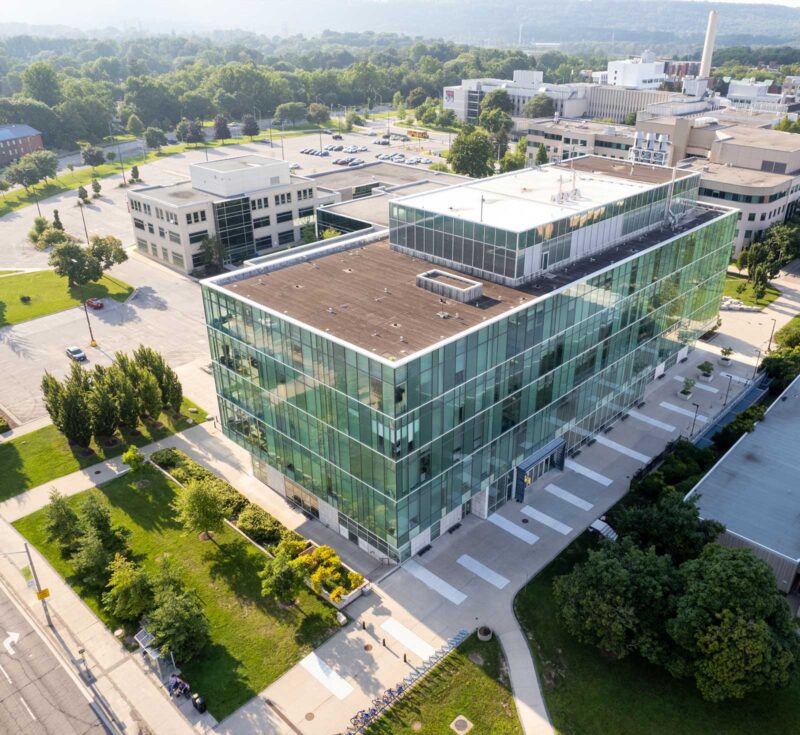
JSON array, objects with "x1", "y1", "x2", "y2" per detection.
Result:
[
  {"x1": 448, "y1": 126, "x2": 494, "y2": 178},
  {"x1": 173, "y1": 480, "x2": 225, "y2": 541}
]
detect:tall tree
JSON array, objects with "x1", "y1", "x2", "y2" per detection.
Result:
[
  {"x1": 213, "y1": 114, "x2": 230, "y2": 142},
  {"x1": 143, "y1": 127, "x2": 167, "y2": 151},
  {"x1": 44, "y1": 490, "x2": 81, "y2": 557},
  {"x1": 259, "y1": 548, "x2": 306, "y2": 603},
  {"x1": 48, "y1": 242, "x2": 102, "y2": 287},
  {"x1": 21, "y1": 61, "x2": 62, "y2": 106},
  {"x1": 478, "y1": 107, "x2": 513, "y2": 158},
  {"x1": 88, "y1": 235, "x2": 128, "y2": 269},
  {"x1": 523, "y1": 94, "x2": 556, "y2": 118},
  {"x1": 59, "y1": 382, "x2": 92, "y2": 448},
  {"x1": 480, "y1": 88, "x2": 513, "y2": 114},
  {"x1": 448, "y1": 127, "x2": 494, "y2": 178},
  {"x1": 306, "y1": 103, "x2": 330, "y2": 124},
  {"x1": 41, "y1": 371, "x2": 65, "y2": 429},
  {"x1": 126, "y1": 114, "x2": 145, "y2": 137},
  {"x1": 240, "y1": 113, "x2": 259, "y2": 140},
  {"x1": 81, "y1": 146, "x2": 106, "y2": 169},
  {"x1": 173, "y1": 480, "x2": 225, "y2": 541},
  {"x1": 102, "y1": 554, "x2": 152, "y2": 624}
]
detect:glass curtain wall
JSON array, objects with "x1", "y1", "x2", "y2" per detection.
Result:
[{"x1": 203, "y1": 208, "x2": 735, "y2": 560}]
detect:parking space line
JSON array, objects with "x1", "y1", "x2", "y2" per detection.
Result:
[
  {"x1": 674, "y1": 375, "x2": 719, "y2": 394},
  {"x1": 404, "y1": 560, "x2": 467, "y2": 605},
  {"x1": 521, "y1": 506, "x2": 573, "y2": 535},
  {"x1": 380, "y1": 619, "x2": 436, "y2": 659},
  {"x1": 457, "y1": 554, "x2": 510, "y2": 589},
  {"x1": 659, "y1": 401, "x2": 709, "y2": 423},
  {"x1": 593, "y1": 435, "x2": 651, "y2": 463},
  {"x1": 565, "y1": 459, "x2": 613, "y2": 486},
  {"x1": 300, "y1": 652, "x2": 354, "y2": 700},
  {"x1": 544, "y1": 483, "x2": 594, "y2": 511},
  {"x1": 628, "y1": 410, "x2": 676, "y2": 433},
  {"x1": 488, "y1": 513, "x2": 539, "y2": 545}
]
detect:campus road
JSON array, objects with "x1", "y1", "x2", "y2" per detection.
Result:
[{"x1": 0, "y1": 585, "x2": 106, "y2": 734}]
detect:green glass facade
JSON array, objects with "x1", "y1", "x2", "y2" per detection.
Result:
[
  {"x1": 203, "y1": 198, "x2": 736, "y2": 561},
  {"x1": 390, "y1": 175, "x2": 698, "y2": 285}
]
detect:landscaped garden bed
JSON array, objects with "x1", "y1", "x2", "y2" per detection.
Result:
[
  {"x1": 149, "y1": 447, "x2": 365, "y2": 603},
  {"x1": 13, "y1": 465, "x2": 340, "y2": 720}
]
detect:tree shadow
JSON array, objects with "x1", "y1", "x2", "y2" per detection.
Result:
[
  {"x1": 203, "y1": 538, "x2": 299, "y2": 626},
  {"x1": 128, "y1": 286, "x2": 167, "y2": 311},
  {"x1": 101, "y1": 467, "x2": 181, "y2": 533},
  {"x1": 294, "y1": 611, "x2": 335, "y2": 648},
  {"x1": 0, "y1": 440, "x2": 28, "y2": 502}
]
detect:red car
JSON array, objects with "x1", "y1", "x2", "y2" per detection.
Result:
[{"x1": 85, "y1": 297, "x2": 104, "y2": 310}]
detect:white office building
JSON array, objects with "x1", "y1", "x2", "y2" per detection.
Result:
[
  {"x1": 443, "y1": 70, "x2": 545, "y2": 121},
  {"x1": 602, "y1": 51, "x2": 667, "y2": 90},
  {"x1": 127, "y1": 155, "x2": 332, "y2": 273}
]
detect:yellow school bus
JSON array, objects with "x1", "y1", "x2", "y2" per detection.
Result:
[{"x1": 407, "y1": 129, "x2": 430, "y2": 139}]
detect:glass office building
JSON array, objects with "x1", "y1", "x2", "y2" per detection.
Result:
[{"x1": 202, "y1": 157, "x2": 737, "y2": 561}]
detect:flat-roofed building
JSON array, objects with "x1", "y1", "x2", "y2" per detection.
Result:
[
  {"x1": 515, "y1": 117, "x2": 635, "y2": 163},
  {"x1": 127, "y1": 155, "x2": 330, "y2": 273},
  {"x1": 202, "y1": 156, "x2": 736, "y2": 561},
  {"x1": 443, "y1": 70, "x2": 545, "y2": 122},
  {"x1": 686, "y1": 374, "x2": 800, "y2": 593}
]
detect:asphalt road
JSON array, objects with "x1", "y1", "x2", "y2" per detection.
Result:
[{"x1": 0, "y1": 587, "x2": 106, "y2": 734}]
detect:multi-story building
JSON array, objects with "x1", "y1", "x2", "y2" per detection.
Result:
[
  {"x1": 127, "y1": 155, "x2": 331, "y2": 273},
  {"x1": 202, "y1": 156, "x2": 736, "y2": 562},
  {"x1": 443, "y1": 70, "x2": 545, "y2": 122},
  {"x1": 595, "y1": 51, "x2": 667, "y2": 90},
  {"x1": 724, "y1": 78, "x2": 798, "y2": 115},
  {"x1": 0, "y1": 124, "x2": 43, "y2": 165},
  {"x1": 515, "y1": 118, "x2": 635, "y2": 163}
]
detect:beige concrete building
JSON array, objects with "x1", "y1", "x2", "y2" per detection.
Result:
[{"x1": 514, "y1": 114, "x2": 800, "y2": 253}]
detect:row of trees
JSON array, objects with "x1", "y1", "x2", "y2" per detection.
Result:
[
  {"x1": 554, "y1": 440, "x2": 799, "y2": 703},
  {"x1": 44, "y1": 488, "x2": 208, "y2": 661},
  {"x1": 41, "y1": 346, "x2": 182, "y2": 449},
  {"x1": 735, "y1": 217, "x2": 800, "y2": 300}
]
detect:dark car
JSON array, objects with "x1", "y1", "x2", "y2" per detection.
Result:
[
  {"x1": 332, "y1": 134, "x2": 343, "y2": 140},
  {"x1": 66, "y1": 346, "x2": 87, "y2": 362}
]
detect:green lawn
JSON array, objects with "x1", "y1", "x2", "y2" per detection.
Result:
[
  {"x1": 724, "y1": 271, "x2": 781, "y2": 309},
  {"x1": 0, "y1": 398, "x2": 206, "y2": 501},
  {"x1": 0, "y1": 269, "x2": 133, "y2": 326},
  {"x1": 514, "y1": 533, "x2": 800, "y2": 735},
  {"x1": 365, "y1": 634, "x2": 522, "y2": 735},
  {"x1": 13, "y1": 465, "x2": 338, "y2": 719},
  {"x1": 0, "y1": 270, "x2": 20, "y2": 276}
]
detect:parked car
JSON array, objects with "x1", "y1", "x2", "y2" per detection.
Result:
[
  {"x1": 289, "y1": 162, "x2": 301, "y2": 170},
  {"x1": 381, "y1": 133, "x2": 391, "y2": 139},
  {"x1": 66, "y1": 346, "x2": 87, "y2": 362},
  {"x1": 420, "y1": 157, "x2": 433, "y2": 164},
  {"x1": 85, "y1": 297, "x2": 104, "y2": 310},
  {"x1": 366, "y1": 130, "x2": 378, "y2": 136},
  {"x1": 358, "y1": 145, "x2": 368, "y2": 152},
  {"x1": 333, "y1": 145, "x2": 344, "y2": 151},
  {"x1": 332, "y1": 134, "x2": 343, "y2": 140}
]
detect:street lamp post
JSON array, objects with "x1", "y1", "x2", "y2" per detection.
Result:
[
  {"x1": 24, "y1": 543, "x2": 53, "y2": 628},
  {"x1": 723, "y1": 373, "x2": 734, "y2": 406},
  {"x1": 690, "y1": 402, "x2": 701, "y2": 437},
  {"x1": 752, "y1": 347, "x2": 763, "y2": 381},
  {"x1": 83, "y1": 301, "x2": 97, "y2": 347},
  {"x1": 280, "y1": 122, "x2": 286, "y2": 160},
  {"x1": 108, "y1": 122, "x2": 127, "y2": 187},
  {"x1": 78, "y1": 201, "x2": 89, "y2": 242},
  {"x1": 767, "y1": 317, "x2": 777, "y2": 353}
]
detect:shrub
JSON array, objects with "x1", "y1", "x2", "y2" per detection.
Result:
[
  {"x1": 149, "y1": 447, "x2": 182, "y2": 469},
  {"x1": 121, "y1": 445, "x2": 145, "y2": 472},
  {"x1": 19, "y1": 295, "x2": 31, "y2": 303},
  {"x1": 698, "y1": 360, "x2": 714, "y2": 376},
  {"x1": 236, "y1": 504, "x2": 286, "y2": 549}
]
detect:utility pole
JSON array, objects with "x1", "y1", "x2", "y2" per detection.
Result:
[
  {"x1": 767, "y1": 317, "x2": 777, "y2": 353},
  {"x1": 83, "y1": 302, "x2": 97, "y2": 347},
  {"x1": 78, "y1": 201, "x2": 89, "y2": 242},
  {"x1": 690, "y1": 402, "x2": 701, "y2": 437},
  {"x1": 24, "y1": 543, "x2": 52, "y2": 628},
  {"x1": 108, "y1": 122, "x2": 127, "y2": 187}
]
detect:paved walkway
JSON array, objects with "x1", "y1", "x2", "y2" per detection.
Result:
[{"x1": 0, "y1": 305, "x2": 779, "y2": 735}]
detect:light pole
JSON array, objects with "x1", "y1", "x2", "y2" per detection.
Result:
[
  {"x1": 752, "y1": 347, "x2": 763, "y2": 381},
  {"x1": 723, "y1": 373, "x2": 733, "y2": 406},
  {"x1": 108, "y1": 121, "x2": 127, "y2": 187},
  {"x1": 767, "y1": 317, "x2": 777, "y2": 353},
  {"x1": 690, "y1": 402, "x2": 701, "y2": 437},
  {"x1": 280, "y1": 121, "x2": 286, "y2": 160},
  {"x1": 0, "y1": 545, "x2": 54, "y2": 628},
  {"x1": 78, "y1": 201, "x2": 89, "y2": 242},
  {"x1": 83, "y1": 301, "x2": 97, "y2": 347}
]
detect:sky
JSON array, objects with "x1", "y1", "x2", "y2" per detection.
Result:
[{"x1": 5, "y1": 0, "x2": 800, "y2": 34}]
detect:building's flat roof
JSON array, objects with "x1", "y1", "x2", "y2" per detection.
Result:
[
  {"x1": 192, "y1": 154, "x2": 284, "y2": 172},
  {"x1": 715, "y1": 125, "x2": 800, "y2": 152},
  {"x1": 309, "y1": 162, "x2": 468, "y2": 192},
  {"x1": 321, "y1": 180, "x2": 455, "y2": 227},
  {"x1": 710, "y1": 109, "x2": 781, "y2": 128},
  {"x1": 215, "y1": 204, "x2": 724, "y2": 360},
  {"x1": 522, "y1": 117, "x2": 636, "y2": 138},
  {"x1": 396, "y1": 157, "x2": 694, "y2": 233},
  {"x1": 132, "y1": 181, "x2": 212, "y2": 206},
  {"x1": 691, "y1": 375, "x2": 800, "y2": 562},
  {"x1": 685, "y1": 159, "x2": 792, "y2": 188}
]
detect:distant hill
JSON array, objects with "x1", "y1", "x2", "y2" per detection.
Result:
[{"x1": 1, "y1": 0, "x2": 799, "y2": 48}]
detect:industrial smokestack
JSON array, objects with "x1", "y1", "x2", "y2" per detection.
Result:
[{"x1": 699, "y1": 10, "x2": 718, "y2": 79}]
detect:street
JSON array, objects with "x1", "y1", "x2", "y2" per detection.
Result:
[{"x1": 0, "y1": 585, "x2": 106, "y2": 735}]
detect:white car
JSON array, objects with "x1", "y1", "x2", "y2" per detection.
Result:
[
  {"x1": 358, "y1": 145, "x2": 368, "y2": 152},
  {"x1": 420, "y1": 157, "x2": 433, "y2": 164},
  {"x1": 289, "y1": 162, "x2": 301, "y2": 170},
  {"x1": 366, "y1": 130, "x2": 378, "y2": 136}
]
